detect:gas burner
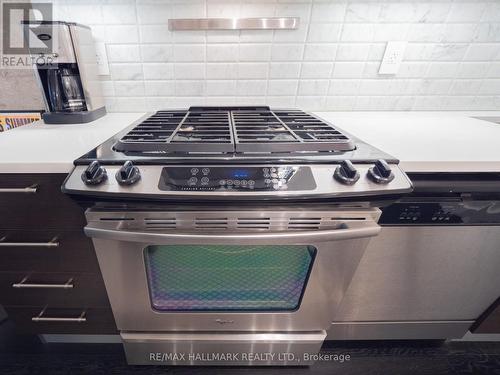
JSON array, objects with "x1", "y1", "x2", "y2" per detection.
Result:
[{"x1": 114, "y1": 107, "x2": 354, "y2": 154}]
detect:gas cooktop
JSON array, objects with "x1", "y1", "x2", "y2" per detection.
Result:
[
  {"x1": 75, "y1": 106, "x2": 394, "y2": 164},
  {"x1": 115, "y1": 107, "x2": 355, "y2": 153},
  {"x1": 63, "y1": 107, "x2": 413, "y2": 201}
]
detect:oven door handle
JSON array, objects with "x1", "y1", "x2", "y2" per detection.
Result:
[{"x1": 84, "y1": 221, "x2": 380, "y2": 244}]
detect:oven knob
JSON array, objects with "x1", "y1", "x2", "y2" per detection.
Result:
[
  {"x1": 81, "y1": 161, "x2": 107, "y2": 185},
  {"x1": 368, "y1": 159, "x2": 395, "y2": 184},
  {"x1": 334, "y1": 160, "x2": 360, "y2": 185},
  {"x1": 116, "y1": 161, "x2": 141, "y2": 185}
]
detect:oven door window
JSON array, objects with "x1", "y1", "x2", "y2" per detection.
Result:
[{"x1": 144, "y1": 245, "x2": 316, "y2": 312}]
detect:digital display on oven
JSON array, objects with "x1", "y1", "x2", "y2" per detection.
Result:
[
  {"x1": 158, "y1": 166, "x2": 316, "y2": 192},
  {"x1": 232, "y1": 169, "x2": 250, "y2": 179}
]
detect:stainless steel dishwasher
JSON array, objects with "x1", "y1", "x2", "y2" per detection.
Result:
[{"x1": 329, "y1": 173, "x2": 500, "y2": 340}]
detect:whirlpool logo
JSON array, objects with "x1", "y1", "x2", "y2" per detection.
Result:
[{"x1": 215, "y1": 318, "x2": 235, "y2": 325}]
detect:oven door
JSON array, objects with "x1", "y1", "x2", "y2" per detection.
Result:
[{"x1": 84, "y1": 208, "x2": 381, "y2": 333}]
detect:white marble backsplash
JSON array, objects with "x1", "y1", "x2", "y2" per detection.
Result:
[{"x1": 2, "y1": 0, "x2": 500, "y2": 112}]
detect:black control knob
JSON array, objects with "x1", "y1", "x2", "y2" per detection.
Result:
[
  {"x1": 368, "y1": 159, "x2": 395, "y2": 184},
  {"x1": 81, "y1": 161, "x2": 107, "y2": 185},
  {"x1": 116, "y1": 161, "x2": 141, "y2": 185},
  {"x1": 334, "y1": 160, "x2": 360, "y2": 185}
]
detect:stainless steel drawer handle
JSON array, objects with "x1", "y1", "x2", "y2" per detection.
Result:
[
  {"x1": 0, "y1": 236, "x2": 59, "y2": 248},
  {"x1": 0, "y1": 184, "x2": 38, "y2": 193},
  {"x1": 12, "y1": 276, "x2": 74, "y2": 289},
  {"x1": 32, "y1": 307, "x2": 86, "y2": 323}
]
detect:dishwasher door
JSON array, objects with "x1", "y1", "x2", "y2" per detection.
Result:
[{"x1": 329, "y1": 224, "x2": 500, "y2": 340}]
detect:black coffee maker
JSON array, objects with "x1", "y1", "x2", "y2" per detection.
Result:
[{"x1": 24, "y1": 21, "x2": 106, "y2": 124}]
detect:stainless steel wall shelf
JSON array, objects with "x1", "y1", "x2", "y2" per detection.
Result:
[{"x1": 168, "y1": 17, "x2": 299, "y2": 31}]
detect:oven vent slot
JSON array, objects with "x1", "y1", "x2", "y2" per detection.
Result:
[
  {"x1": 236, "y1": 217, "x2": 271, "y2": 230},
  {"x1": 136, "y1": 213, "x2": 371, "y2": 231},
  {"x1": 195, "y1": 217, "x2": 228, "y2": 229},
  {"x1": 99, "y1": 217, "x2": 135, "y2": 221},
  {"x1": 287, "y1": 217, "x2": 322, "y2": 230},
  {"x1": 330, "y1": 217, "x2": 366, "y2": 221},
  {"x1": 144, "y1": 218, "x2": 177, "y2": 229}
]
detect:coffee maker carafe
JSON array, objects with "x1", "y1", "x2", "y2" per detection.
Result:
[
  {"x1": 23, "y1": 21, "x2": 106, "y2": 124},
  {"x1": 47, "y1": 66, "x2": 86, "y2": 112}
]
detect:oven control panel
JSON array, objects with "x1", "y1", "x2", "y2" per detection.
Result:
[
  {"x1": 63, "y1": 162, "x2": 413, "y2": 200},
  {"x1": 158, "y1": 166, "x2": 316, "y2": 191}
]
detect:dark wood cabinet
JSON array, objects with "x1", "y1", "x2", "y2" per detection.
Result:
[
  {"x1": 0, "y1": 230, "x2": 100, "y2": 273},
  {"x1": 0, "y1": 173, "x2": 117, "y2": 335},
  {"x1": 5, "y1": 306, "x2": 117, "y2": 334},
  {"x1": 0, "y1": 174, "x2": 86, "y2": 230},
  {"x1": 0, "y1": 272, "x2": 110, "y2": 308}
]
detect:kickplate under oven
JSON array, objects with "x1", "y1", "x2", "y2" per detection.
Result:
[
  {"x1": 144, "y1": 244, "x2": 316, "y2": 311},
  {"x1": 122, "y1": 331, "x2": 326, "y2": 366}
]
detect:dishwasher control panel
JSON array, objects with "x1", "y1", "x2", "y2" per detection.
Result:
[{"x1": 380, "y1": 201, "x2": 500, "y2": 225}]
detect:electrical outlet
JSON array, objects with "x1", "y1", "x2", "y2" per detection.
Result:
[
  {"x1": 95, "y1": 42, "x2": 110, "y2": 76},
  {"x1": 379, "y1": 41, "x2": 407, "y2": 75}
]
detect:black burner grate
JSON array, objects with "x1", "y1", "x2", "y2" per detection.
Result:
[
  {"x1": 118, "y1": 110, "x2": 186, "y2": 146},
  {"x1": 232, "y1": 110, "x2": 352, "y2": 152},
  {"x1": 170, "y1": 111, "x2": 233, "y2": 152},
  {"x1": 114, "y1": 107, "x2": 354, "y2": 153}
]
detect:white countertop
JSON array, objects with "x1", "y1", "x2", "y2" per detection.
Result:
[
  {"x1": 315, "y1": 111, "x2": 500, "y2": 173},
  {"x1": 0, "y1": 113, "x2": 144, "y2": 173},
  {"x1": 1, "y1": 111, "x2": 500, "y2": 174}
]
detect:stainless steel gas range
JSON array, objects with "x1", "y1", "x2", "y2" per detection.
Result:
[{"x1": 63, "y1": 107, "x2": 412, "y2": 366}]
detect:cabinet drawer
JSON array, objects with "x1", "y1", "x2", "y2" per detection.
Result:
[
  {"x1": 0, "y1": 230, "x2": 99, "y2": 273},
  {"x1": 0, "y1": 272, "x2": 110, "y2": 308},
  {"x1": 0, "y1": 174, "x2": 86, "y2": 230},
  {"x1": 4, "y1": 306, "x2": 117, "y2": 334}
]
